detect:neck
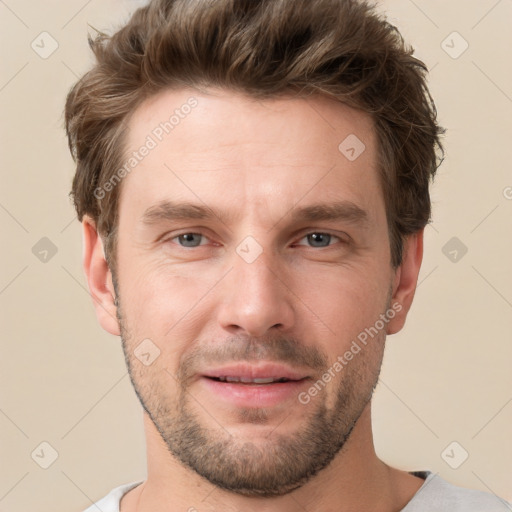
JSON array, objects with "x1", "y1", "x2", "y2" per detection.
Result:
[{"x1": 122, "y1": 404, "x2": 424, "y2": 512}]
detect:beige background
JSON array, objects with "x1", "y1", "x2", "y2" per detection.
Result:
[{"x1": 1, "y1": 0, "x2": 511, "y2": 510}]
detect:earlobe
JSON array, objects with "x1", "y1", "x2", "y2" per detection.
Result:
[
  {"x1": 82, "y1": 216, "x2": 121, "y2": 336},
  {"x1": 386, "y1": 229, "x2": 424, "y2": 335}
]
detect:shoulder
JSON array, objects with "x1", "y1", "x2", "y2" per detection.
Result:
[
  {"x1": 402, "y1": 472, "x2": 511, "y2": 512},
  {"x1": 82, "y1": 481, "x2": 144, "y2": 512}
]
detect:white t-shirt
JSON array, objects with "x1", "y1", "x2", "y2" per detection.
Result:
[{"x1": 83, "y1": 471, "x2": 511, "y2": 512}]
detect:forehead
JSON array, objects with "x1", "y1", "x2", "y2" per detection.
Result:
[
  {"x1": 119, "y1": 87, "x2": 382, "y2": 226},
  {"x1": 126, "y1": 87, "x2": 375, "y2": 157}
]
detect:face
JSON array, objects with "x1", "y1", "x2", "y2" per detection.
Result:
[{"x1": 109, "y1": 88, "x2": 400, "y2": 496}]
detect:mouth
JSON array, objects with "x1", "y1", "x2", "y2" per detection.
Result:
[
  {"x1": 199, "y1": 363, "x2": 311, "y2": 408},
  {"x1": 206, "y1": 376, "x2": 301, "y2": 384}
]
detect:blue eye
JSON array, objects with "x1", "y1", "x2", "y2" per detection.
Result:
[
  {"x1": 167, "y1": 231, "x2": 344, "y2": 250},
  {"x1": 297, "y1": 232, "x2": 341, "y2": 248},
  {"x1": 173, "y1": 233, "x2": 206, "y2": 247}
]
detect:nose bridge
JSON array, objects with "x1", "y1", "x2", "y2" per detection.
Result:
[{"x1": 217, "y1": 239, "x2": 295, "y2": 336}]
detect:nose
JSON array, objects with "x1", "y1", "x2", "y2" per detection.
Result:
[{"x1": 217, "y1": 248, "x2": 296, "y2": 337}]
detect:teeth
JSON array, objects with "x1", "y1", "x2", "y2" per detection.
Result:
[
  {"x1": 215, "y1": 376, "x2": 291, "y2": 384},
  {"x1": 252, "y1": 377, "x2": 276, "y2": 384}
]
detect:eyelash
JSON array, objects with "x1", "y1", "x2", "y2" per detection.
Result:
[{"x1": 164, "y1": 231, "x2": 347, "y2": 249}]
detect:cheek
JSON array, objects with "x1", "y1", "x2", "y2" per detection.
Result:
[
  {"x1": 118, "y1": 258, "x2": 222, "y2": 347},
  {"x1": 293, "y1": 263, "x2": 391, "y2": 350}
]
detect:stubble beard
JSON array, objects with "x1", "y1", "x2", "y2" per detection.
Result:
[{"x1": 113, "y1": 276, "x2": 386, "y2": 497}]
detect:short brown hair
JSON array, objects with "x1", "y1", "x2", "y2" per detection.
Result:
[{"x1": 65, "y1": 0, "x2": 444, "y2": 271}]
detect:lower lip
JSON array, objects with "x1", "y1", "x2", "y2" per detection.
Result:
[{"x1": 200, "y1": 377, "x2": 310, "y2": 408}]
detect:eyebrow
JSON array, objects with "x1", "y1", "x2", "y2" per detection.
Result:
[{"x1": 141, "y1": 199, "x2": 369, "y2": 228}]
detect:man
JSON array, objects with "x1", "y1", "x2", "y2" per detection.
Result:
[{"x1": 65, "y1": 0, "x2": 510, "y2": 510}]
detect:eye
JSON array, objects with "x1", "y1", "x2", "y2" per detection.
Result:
[
  {"x1": 165, "y1": 231, "x2": 346, "y2": 249},
  {"x1": 295, "y1": 232, "x2": 343, "y2": 248},
  {"x1": 170, "y1": 232, "x2": 209, "y2": 248}
]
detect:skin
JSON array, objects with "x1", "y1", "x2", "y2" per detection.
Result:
[{"x1": 82, "y1": 87, "x2": 425, "y2": 511}]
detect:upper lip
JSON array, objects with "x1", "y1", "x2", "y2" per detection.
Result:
[{"x1": 202, "y1": 363, "x2": 310, "y2": 381}]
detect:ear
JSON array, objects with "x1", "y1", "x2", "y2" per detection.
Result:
[
  {"x1": 386, "y1": 229, "x2": 424, "y2": 335},
  {"x1": 81, "y1": 215, "x2": 120, "y2": 336}
]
